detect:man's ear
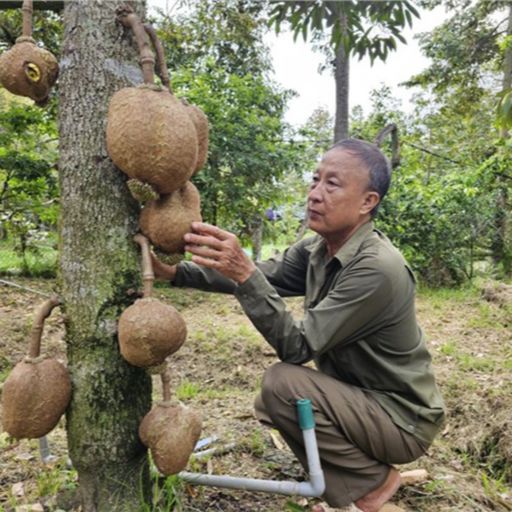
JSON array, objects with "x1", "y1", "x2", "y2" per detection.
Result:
[{"x1": 361, "y1": 191, "x2": 380, "y2": 215}]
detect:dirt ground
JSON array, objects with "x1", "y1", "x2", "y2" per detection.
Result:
[{"x1": 0, "y1": 278, "x2": 511, "y2": 511}]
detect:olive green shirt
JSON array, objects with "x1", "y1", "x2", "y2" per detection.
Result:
[{"x1": 173, "y1": 221, "x2": 445, "y2": 445}]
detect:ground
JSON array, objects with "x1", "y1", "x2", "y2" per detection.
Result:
[{"x1": 0, "y1": 277, "x2": 511, "y2": 511}]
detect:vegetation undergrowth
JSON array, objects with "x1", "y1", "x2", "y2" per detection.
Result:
[{"x1": 0, "y1": 239, "x2": 57, "y2": 278}]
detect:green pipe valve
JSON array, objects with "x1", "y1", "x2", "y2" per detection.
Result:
[{"x1": 296, "y1": 398, "x2": 315, "y2": 431}]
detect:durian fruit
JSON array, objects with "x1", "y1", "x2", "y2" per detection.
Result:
[
  {"x1": 106, "y1": 6, "x2": 199, "y2": 196},
  {"x1": 107, "y1": 87, "x2": 199, "y2": 195},
  {"x1": 0, "y1": 1, "x2": 58, "y2": 105},
  {"x1": 118, "y1": 296, "x2": 186, "y2": 368},
  {"x1": 139, "y1": 368, "x2": 202, "y2": 475},
  {"x1": 118, "y1": 234, "x2": 187, "y2": 368},
  {"x1": 139, "y1": 181, "x2": 201, "y2": 255},
  {"x1": 2, "y1": 297, "x2": 72, "y2": 439},
  {"x1": 144, "y1": 23, "x2": 209, "y2": 176},
  {"x1": 181, "y1": 99, "x2": 209, "y2": 174}
]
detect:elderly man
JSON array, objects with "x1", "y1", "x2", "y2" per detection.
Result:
[{"x1": 152, "y1": 138, "x2": 445, "y2": 512}]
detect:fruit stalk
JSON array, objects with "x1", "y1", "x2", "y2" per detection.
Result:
[
  {"x1": 115, "y1": 5, "x2": 155, "y2": 85},
  {"x1": 144, "y1": 23, "x2": 171, "y2": 92},
  {"x1": 21, "y1": 0, "x2": 33, "y2": 39},
  {"x1": 28, "y1": 296, "x2": 61, "y2": 359},
  {"x1": 160, "y1": 366, "x2": 171, "y2": 403},
  {"x1": 134, "y1": 233, "x2": 154, "y2": 298}
]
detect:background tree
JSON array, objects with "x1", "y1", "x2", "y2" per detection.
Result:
[
  {"x1": 268, "y1": 0, "x2": 419, "y2": 141},
  {"x1": 154, "y1": 0, "x2": 305, "y2": 259},
  {"x1": 350, "y1": 84, "x2": 498, "y2": 286},
  {"x1": 408, "y1": 0, "x2": 512, "y2": 276},
  {"x1": 151, "y1": 0, "x2": 271, "y2": 76},
  {"x1": 0, "y1": 8, "x2": 61, "y2": 274},
  {"x1": 0, "y1": 91, "x2": 58, "y2": 273}
]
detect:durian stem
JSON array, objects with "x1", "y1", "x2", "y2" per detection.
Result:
[
  {"x1": 21, "y1": 0, "x2": 33, "y2": 39},
  {"x1": 134, "y1": 234, "x2": 154, "y2": 298},
  {"x1": 143, "y1": 24, "x2": 171, "y2": 92},
  {"x1": 28, "y1": 296, "x2": 61, "y2": 359},
  {"x1": 160, "y1": 367, "x2": 171, "y2": 402},
  {"x1": 115, "y1": 5, "x2": 155, "y2": 85}
]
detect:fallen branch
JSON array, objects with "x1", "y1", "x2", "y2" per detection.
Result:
[
  {"x1": 399, "y1": 469, "x2": 429, "y2": 486},
  {"x1": 0, "y1": 278, "x2": 51, "y2": 298}
]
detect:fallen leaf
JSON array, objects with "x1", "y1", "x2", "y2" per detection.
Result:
[{"x1": 11, "y1": 481, "x2": 24, "y2": 497}]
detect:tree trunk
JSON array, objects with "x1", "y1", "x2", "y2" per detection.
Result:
[
  {"x1": 334, "y1": 14, "x2": 349, "y2": 143},
  {"x1": 250, "y1": 216, "x2": 263, "y2": 262},
  {"x1": 494, "y1": 2, "x2": 512, "y2": 276},
  {"x1": 58, "y1": 2, "x2": 152, "y2": 510}
]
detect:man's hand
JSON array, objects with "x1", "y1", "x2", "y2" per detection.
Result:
[
  {"x1": 150, "y1": 251, "x2": 177, "y2": 281},
  {"x1": 184, "y1": 222, "x2": 256, "y2": 284}
]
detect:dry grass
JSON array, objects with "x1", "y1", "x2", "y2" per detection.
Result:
[{"x1": 0, "y1": 279, "x2": 511, "y2": 511}]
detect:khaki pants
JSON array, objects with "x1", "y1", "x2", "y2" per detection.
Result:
[{"x1": 254, "y1": 363, "x2": 426, "y2": 507}]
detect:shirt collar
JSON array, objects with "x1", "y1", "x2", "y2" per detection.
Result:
[{"x1": 307, "y1": 221, "x2": 375, "y2": 267}]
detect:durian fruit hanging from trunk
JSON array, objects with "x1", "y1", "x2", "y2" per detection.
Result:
[
  {"x1": 139, "y1": 367, "x2": 202, "y2": 475},
  {"x1": 0, "y1": 0, "x2": 58, "y2": 106},
  {"x1": 139, "y1": 181, "x2": 202, "y2": 255},
  {"x1": 181, "y1": 99, "x2": 209, "y2": 174},
  {"x1": 118, "y1": 234, "x2": 187, "y2": 368},
  {"x1": 1, "y1": 297, "x2": 72, "y2": 439},
  {"x1": 144, "y1": 24, "x2": 209, "y2": 176},
  {"x1": 106, "y1": 6, "x2": 201, "y2": 196}
]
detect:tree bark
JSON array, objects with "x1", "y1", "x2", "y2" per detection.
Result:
[
  {"x1": 334, "y1": 14, "x2": 349, "y2": 143},
  {"x1": 58, "y1": 2, "x2": 152, "y2": 510},
  {"x1": 374, "y1": 123, "x2": 401, "y2": 169}
]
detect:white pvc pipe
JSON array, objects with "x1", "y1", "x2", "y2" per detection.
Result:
[{"x1": 180, "y1": 426, "x2": 325, "y2": 498}]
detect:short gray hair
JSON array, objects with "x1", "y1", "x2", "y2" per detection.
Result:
[{"x1": 330, "y1": 138, "x2": 392, "y2": 217}]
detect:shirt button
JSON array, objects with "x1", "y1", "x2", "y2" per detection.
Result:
[{"x1": 408, "y1": 425, "x2": 415, "y2": 431}]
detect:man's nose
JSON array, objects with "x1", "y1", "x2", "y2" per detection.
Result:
[{"x1": 308, "y1": 184, "x2": 323, "y2": 203}]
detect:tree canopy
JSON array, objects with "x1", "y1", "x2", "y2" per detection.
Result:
[{"x1": 268, "y1": 0, "x2": 419, "y2": 62}]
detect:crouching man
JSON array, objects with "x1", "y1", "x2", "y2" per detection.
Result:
[{"x1": 152, "y1": 139, "x2": 445, "y2": 511}]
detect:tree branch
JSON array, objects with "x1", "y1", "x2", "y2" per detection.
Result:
[
  {"x1": 374, "y1": 123, "x2": 401, "y2": 169},
  {"x1": 403, "y1": 141, "x2": 461, "y2": 164},
  {"x1": 0, "y1": 1, "x2": 63, "y2": 11}
]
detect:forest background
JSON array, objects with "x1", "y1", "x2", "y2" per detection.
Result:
[
  {"x1": 0, "y1": 0, "x2": 511, "y2": 511},
  {"x1": 0, "y1": 0, "x2": 511, "y2": 284}
]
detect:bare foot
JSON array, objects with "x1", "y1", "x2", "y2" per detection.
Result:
[{"x1": 354, "y1": 467, "x2": 401, "y2": 512}]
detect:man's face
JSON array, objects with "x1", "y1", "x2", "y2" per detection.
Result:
[{"x1": 307, "y1": 148, "x2": 378, "y2": 241}]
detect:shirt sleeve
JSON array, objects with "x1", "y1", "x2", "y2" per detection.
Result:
[
  {"x1": 234, "y1": 259, "x2": 392, "y2": 364},
  {"x1": 172, "y1": 238, "x2": 311, "y2": 296},
  {"x1": 173, "y1": 261, "x2": 237, "y2": 294}
]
